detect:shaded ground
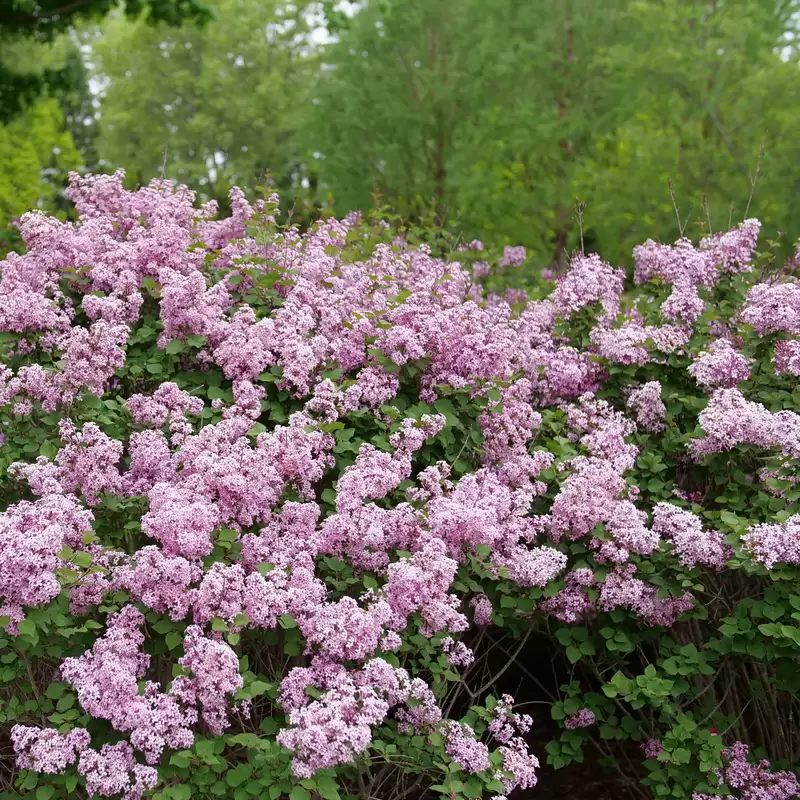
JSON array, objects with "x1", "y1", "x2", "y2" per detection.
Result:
[
  {"x1": 519, "y1": 715, "x2": 641, "y2": 800},
  {"x1": 525, "y1": 747, "x2": 638, "y2": 800}
]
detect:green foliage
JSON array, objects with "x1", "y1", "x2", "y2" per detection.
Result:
[
  {"x1": 0, "y1": 0, "x2": 210, "y2": 124},
  {"x1": 308, "y1": 0, "x2": 800, "y2": 267},
  {"x1": 92, "y1": 0, "x2": 317, "y2": 214},
  {"x1": 0, "y1": 98, "x2": 81, "y2": 234}
]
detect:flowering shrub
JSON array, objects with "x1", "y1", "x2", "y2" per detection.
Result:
[{"x1": 0, "y1": 171, "x2": 799, "y2": 800}]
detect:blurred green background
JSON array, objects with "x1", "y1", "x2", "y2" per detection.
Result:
[{"x1": 2, "y1": 0, "x2": 799, "y2": 269}]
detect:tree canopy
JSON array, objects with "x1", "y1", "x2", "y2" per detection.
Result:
[
  {"x1": 3, "y1": 0, "x2": 800, "y2": 270},
  {"x1": 0, "y1": 0, "x2": 211, "y2": 123},
  {"x1": 306, "y1": 0, "x2": 800, "y2": 267},
  {"x1": 92, "y1": 0, "x2": 316, "y2": 210}
]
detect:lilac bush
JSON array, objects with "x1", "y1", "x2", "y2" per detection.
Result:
[{"x1": 0, "y1": 171, "x2": 799, "y2": 799}]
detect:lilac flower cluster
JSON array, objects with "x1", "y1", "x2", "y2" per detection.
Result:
[
  {"x1": 742, "y1": 516, "x2": 800, "y2": 569},
  {"x1": 693, "y1": 389, "x2": 800, "y2": 458},
  {"x1": 564, "y1": 708, "x2": 595, "y2": 729},
  {"x1": 626, "y1": 381, "x2": 666, "y2": 433},
  {"x1": 692, "y1": 741, "x2": 800, "y2": 800},
  {"x1": 4, "y1": 173, "x2": 799, "y2": 798},
  {"x1": 688, "y1": 339, "x2": 752, "y2": 390},
  {"x1": 652, "y1": 503, "x2": 732, "y2": 569}
]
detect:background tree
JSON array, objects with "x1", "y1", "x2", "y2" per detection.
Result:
[
  {"x1": 572, "y1": 0, "x2": 800, "y2": 265},
  {"x1": 307, "y1": 0, "x2": 800, "y2": 268},
  {"x1": 0, "y1": 98, "x2": 81, "y2": 239},
  {"x1": 0, "y1": 35, "x2": 91, "y2": 243},
  {"x1": 91, "y1": 0, "x2": 317, "y2": 213},
  {"x1": 307, "y1": 0, "x2": 633, "y2": 264},
  {"x1": 0, "y1": 0, "x2": 210, "y2": 123}
]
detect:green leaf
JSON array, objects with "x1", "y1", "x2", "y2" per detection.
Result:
[
  {"x1": 72, "y1": 551, "x2": 94, "y2": 568},
  {"x1": 226, "y1": 765, "x2": 251, "y2": 787},
  {"x1": 217, "y1": 528, "x2": 239, "y2": 543},
  {"x1": 44, "y1": 682, "x2": 67, "y2": 699},
  {"x1": 672, "y1": 747, "x2": 691, "y2": 764},
  {"x1": 169, "y1": 752, "x2": 191, "y2": 768},
  {"x1": 289, "y1": 789, "x2": 311, "y2": 800},
  {"x1": 56, "y1": 695, "x2": 75, "y2": 711},
  {"x1": 315, "y1": 776, "x2": 340, "y2": 800},
  {"x1": 249, "y1": 680, "x2": 272, "y2": 697},
  {"x1": 195, "y1": 739, "x2": 216, "y2": 759}
]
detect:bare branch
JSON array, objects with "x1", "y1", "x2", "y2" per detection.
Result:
[
  {"x1": 744, "y1": 135, "x2": 767, "y2": 219},
  {"x1": 574, "y1": 198, "x2": 586, "y2": 254}
]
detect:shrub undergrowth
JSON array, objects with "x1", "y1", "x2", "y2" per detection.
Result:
[{"x1": 1, "y1": 171, "x2": 799, "y2": 800}]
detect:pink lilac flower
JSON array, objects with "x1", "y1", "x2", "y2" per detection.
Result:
[
  {"x1": 540, "y1": 568, "x2": 596, "y2": 623},
  {"x1": 692, "y1": 389, "x2": 800, "y2": 459},
  {"x1": 532, "y1": 345, "x2": 606, "y2": 404},
  {"x1": 11, "y1": 726, "x2": 90, "y2": 773},
  {"x1": 590, "y1": 319, "x2": 691, "y2": 367},
  {"x1": 501, "y1": 246, "x2": 526, "y2": 268},
  {"x1": 60, "y1": 606, "x2": 195, "y2": 763},
  {"x1": 652, "y1": 503, "x2": 732, "y2": 569},
  {"x1": 642, "y1": 738, "x2": 662, "y2": 759},
  {"x1": 61, "y1": 320, "x2": 129, "y2": 397},
  {"x1": 127, "y1": 382, "x2": 204, "y2": 444},
  {"x1": 553, "y1": 252, "x2": 624, "y2": 320},
  {"x1": 599, "y1": 564, "x2": 694, "y2": 626},
  {"x1": 77, "y1": 741, "x2": 159, "y2": 800},
  {"x1": 114, "y1": 546, "x2": 201, "y2": 621},
  {"x1": 124, "y1": 430, "x2": 175, "y2": 495},
  {"x1": 712, "y1": 741, "x2": 800, "y2": 800},
  {"x1": 633, "y1": 225, "x2": 758, "y2": 325},
  {"x1": 564, "y1": 708, "x2": 595, "y2": 729},
  {"x1": 380, "y1": 630, "x2": 402, "y2": 651},
  {"x1": 441, "y1": 637, "x2": 475, "y2": 667},
  {"x1": 442, "y1": 721, "x2": 491, "y2": 773},
  {"x1": 773, "y1": 340, "x2": 800, "y2": 376},
  {"x1": 688, "y1": 339, "x2": 751, "y2": 390},
  {"x1": 633, "y1": 236, "x2": 717, "y2": 288},
  {"x1": 627, "y1": 381, "x2": 666, "y2": 432},
  {"x1": 741, "y1": 281, "x2": 800, "y2": 335},
  {"x1": 591, "y1": 323, "x2": 652, "y2": 366},
  {"x1": 140, "y1": 479, "x2": 219, "y2": 559},
  {"x1": 488, "y1": 694, "x2": 532, "y2": 744},
  {"x1": 700, "y1": 218, "x2": 760, "y2": 273},
  {"x1": 191, "y1": 562, "x2": 247, "y2": 627},
  {"x1": 300, "y1": 595, "x2": 393, "y2": 662},
  {"x1": 497, "y1": 737, "x2": 539, "y2": 792},
  {"x1": 0, "y1": 493, "x2": 94, "y2": 633},
  {"x1": 742, "y1": 515, "x2": 800, "y2": 569},
  {"x1": 384, "y1": 538, "x2": 468, "y2": 636},
  {"x1": 470, "y1": 594, "x2": 493, "y2": 625},
  {"x1": 56, "y1": 419, "x2": 124, "y2": 505},
  {"x1": 171, "y1": 625, "x2": 243, "y2": 735},
  {"x1": 277, "y1": 660, "x2": 411, "y2": 778}
]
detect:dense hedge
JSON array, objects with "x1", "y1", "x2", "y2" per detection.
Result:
[{"x1": 1, "y1": 171, "x2": 799, "y2": 800}]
